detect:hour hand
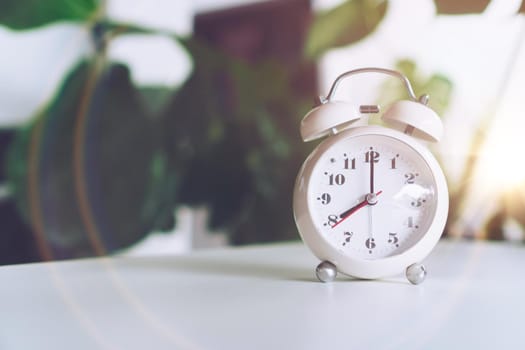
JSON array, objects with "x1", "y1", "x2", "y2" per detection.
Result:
[
  {"x1": 333, "y1": 190, "x2": 382, "y2": 228},
  {"x1": 338, "y1": 197, "x2": 368, "y2": 220}
]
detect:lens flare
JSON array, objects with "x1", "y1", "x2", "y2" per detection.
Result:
[{"x1": 475, "y1": 123, "x2": 525, "y2": 192}]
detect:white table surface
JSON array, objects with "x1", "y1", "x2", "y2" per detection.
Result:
[{"x1": 1, "y1": 239, "x2": 524, "y2": 350}]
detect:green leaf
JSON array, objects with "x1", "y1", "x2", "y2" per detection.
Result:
[
  {"x1": 160, "y1": 38, "x2": 311, "y2": 238},
  {"x1": 305, "y1": 0, "x2": 388, "y2": 59},
  {"x1": 421, "y1": 75, "x2": 453, "y2": 116},
  {"x1": 138, "y1": 86, "x2": 174, "y2": 116},
  {"x1": 7, "y1": 60, "x2": 169, "y2": 257},
  {"x1": 434, "y1": 0, "x2": 490, "y2": 14},
  {"x1": 377, "y1": 59, "x2": 453, "y2": 117},
  {"x1": 0, "y1": 0, "x2": 100, "y2": 30}
]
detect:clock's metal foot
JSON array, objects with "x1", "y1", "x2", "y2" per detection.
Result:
[
  {"x1": 316, "y1": 261, "x2": 337, "y2": 282},
  {"x1": 406, "y1": 263, "x2": 426, "y2": 285}
]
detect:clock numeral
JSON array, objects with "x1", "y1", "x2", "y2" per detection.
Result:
[
  {"x1": 404, "y1": 172, "x2": 419, "y2": 184},
  {"x1": 365, "y1": 149, "x2": 380, "y2": 163},
  {"x1": 324, "y1": 214, "x2": 338, "y2": 228},
  {"x1": 342, "y1": 231, "x2": 353, "y2": 246},
  {"x1": 388, "y1": 232, "x2": 399, "y2": 247},
  {"x1": 410, "y1": 197, "x2": 426, "y2": 207},
  {"x1": 365, "y1": 238, "x2": 376, "y2": 253},
  {"x1": 317, "y1": 193, "x2": 331, "y2": 205},
  {"x1": 344, "y1": 157, "x2": 356, "y2": 170},
  {"x1": 328, "y1": 173, "x2": 345, "y2": 186},
  {"x1": 391, "y1": 154, "x2": 399, "y2": 169},
  {"x1": 406, "y1": 216, "x2": 419, "y2": 229}
]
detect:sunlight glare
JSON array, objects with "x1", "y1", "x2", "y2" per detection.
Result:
[{"x1": 475, "y1": 115, "x2": 525, "y2": 192}]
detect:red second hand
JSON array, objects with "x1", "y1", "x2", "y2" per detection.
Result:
[{"x1": 332, "y1": 190, "x2": 383, "y2": 229}]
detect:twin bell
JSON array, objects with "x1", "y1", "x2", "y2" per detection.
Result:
[{"x1": 300, "y1": 68, "x2": 443, "y2": 144}]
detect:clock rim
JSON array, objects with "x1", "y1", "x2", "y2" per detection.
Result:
[{"x1": 293, "y1": 125, "x2": 449, "y2": 279}]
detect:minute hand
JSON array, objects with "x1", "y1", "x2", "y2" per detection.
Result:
[
  {"x1": 370, "y1": 151, "x2": 375, "y2": 194},
  {"x1": 332, "y1": 190, "x2": 383, "y2": 229}
]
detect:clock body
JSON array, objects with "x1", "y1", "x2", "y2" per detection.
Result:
[{"x1": 293, "y1": 126, "x2": 448, "y2": 279}]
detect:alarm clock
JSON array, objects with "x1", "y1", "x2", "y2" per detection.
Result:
[{"x1": 293, "y1": 68, "x2": 448, "y2": 284}]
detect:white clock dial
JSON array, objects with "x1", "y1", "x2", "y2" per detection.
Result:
[{"x1": 309, "y1": 134, "x2": 437, "y2": 260}]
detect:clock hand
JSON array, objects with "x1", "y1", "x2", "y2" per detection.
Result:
[
  {"x1": 368, "y1": 203, "x2": 373, "y2": 242},
  {"x1": 370, "y1": 150, "x2": 375, "y2": 194},
  {"x1": 332, "y1": 190, "x2": 382, "y2": 228},
  {"x1": 334, "y1": 199, "x2": 368, "y2": 228}
]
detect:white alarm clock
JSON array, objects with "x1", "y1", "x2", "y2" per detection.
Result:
[{"x1": 293, "y1": 68, "x2": 448, "y2": 284}]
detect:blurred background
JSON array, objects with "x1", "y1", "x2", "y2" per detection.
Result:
[{"x1": 0, "y1": 0, "x2": 524, "y2": 264}]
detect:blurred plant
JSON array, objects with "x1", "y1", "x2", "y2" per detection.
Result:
[
  {"x1": 304, "y1": 0, "x2": 387, "y2": 59},
  {"x1": 5, "y1": 0, "x2": 517, "y2": 262},
  {"x1": 377, "y1": 59, "x2": 452, "y2": 117},
  {"x1": 432, "y1": 0, "x2": 525, "y2": 240}
]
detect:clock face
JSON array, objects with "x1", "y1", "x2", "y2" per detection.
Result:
[{"x1": 308, "y1": 134, "x2": 438, "y2": 260}]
